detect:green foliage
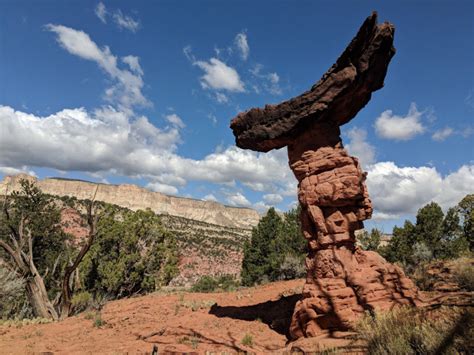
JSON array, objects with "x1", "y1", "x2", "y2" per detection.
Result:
[
  {"x1": 358, "y1": 228, "x2": 382, "y2": 251},
  {"x1": 452, "y1": 259, "x2": 474, "y2": 291},
  {"x1": 278, "y1": 253, "x2": 306, "y2": 280},
  {"x1": 92, "y1": 313, "x2": 106, "y2": 328},
  {"x1": 415, "y1": 202, "x2": 444, "y2": 257},
  {"x1": 356, "y1": 307, "x2": 473, "y2": 354},
  {"x1": 0, "y1": 179, "x2": 72, "y2": 298},
  {"x1": 382, "y1": 195, "x2": 471, "y2": 267},
  {"x1": 241, "y1": 333, "x2": 253, "y2": 347},
  {"x1": 80, "y1": 208, "x2": 179, "y2": 299},
  {"x1": 381, "y1": 220, "x2": 416, "y2": 265},
  {"x1": 0, "y1": 266, "x2": 28, "y2": 319},
  {"x1": 241, "y1": 207, "x2": 307, "y2": 286},
  {"x1": 71, "y1": 291, "x2": 93, "y2": 313},
  {"x1": 457, "y1": 194, "x2": 474, "y2": 251},
  {"x1": 191, "y1": 275, "x2": 239, "y2": 292}
]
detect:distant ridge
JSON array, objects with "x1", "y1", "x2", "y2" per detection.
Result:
[{"x1": 0, "y1": 174, "x2": 260, "y2": 229}]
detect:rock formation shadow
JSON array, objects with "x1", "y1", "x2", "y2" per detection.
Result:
[{"x1": 209, "y1": 294, "x2": 302, "y2": 339}]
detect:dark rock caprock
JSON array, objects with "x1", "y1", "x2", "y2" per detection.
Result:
[{"x1": 230, "y1": 12, "x2": 422, "y2": 338}]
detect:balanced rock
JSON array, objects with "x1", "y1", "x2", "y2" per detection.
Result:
[{"x1": 230, "y1": 12, "x2": 422, "y2": 338}]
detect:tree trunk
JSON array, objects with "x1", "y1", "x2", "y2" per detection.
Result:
[{"x1": 25, "y1": 273, "x2": 58, "y2": 320}]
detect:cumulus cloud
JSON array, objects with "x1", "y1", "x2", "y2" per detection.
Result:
[
  {"x1": 203, "y1": 194, "x2": 217, "y2": 202},
  {"x1": 113, "y1": 10, "x2": 140, "y2": 33},
  {"x1": 374, "y1": 103, "x2": 425, "y2": 140},
  {"x1": 263, "y1": 193, "x2": 283, "y2": 205},
  {"x1": 94, "y1": 2, "x2": 107, "y2": 23},
  {"x1": 225, "y1": 192, "x2": 251, "y2": 207},
  {"x1": 344, "y1": 127, "x2": 376, "y2": 168},
  {"x1": 0, "y1": 105, "x2": 295, "y2": 196},
  {"x1": 193, "y1": 58, "x2": 244, "y2": 92},
  {"x1": 45, "y1": 24, "x2": 149, "y2": 111},
  {"x1": 366, "y1": 162, "x2": 474, "y2": 219},
  {"x1": 0, "y1": 166, "x2": 37, "y2": 177},
  {"x1": 146, "y1": 181, "x2": 179, "y2": 195},
  {"x1": 235, "y1": 32, "x2": 249, "y2": 61},
  {"x1": 253, "y1": 201, "x2": 272, "y2": 213}
]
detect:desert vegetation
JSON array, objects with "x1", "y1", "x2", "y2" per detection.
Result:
[
  {"x1": 0, "y1": 179, "x2": 178, "y2": 321},
  {"x1": 359, "y1": 195, "x2": 473, "y2": 293},
  {"x1": 241, "y1": 207, "x2": 307, "y2": 286}
]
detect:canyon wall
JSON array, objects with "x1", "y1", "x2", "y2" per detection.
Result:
[{"x1": 0, "y1": 174, "x2": 260, "y2": 229}]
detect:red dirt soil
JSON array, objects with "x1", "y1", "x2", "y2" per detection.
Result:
[{"x1": 0, "y1": 279, "x2": 362, "y2": 354}]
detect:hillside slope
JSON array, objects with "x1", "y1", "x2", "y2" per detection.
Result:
[{"x1": 0, "y1": 174, "x2": 260, "y2": 229}]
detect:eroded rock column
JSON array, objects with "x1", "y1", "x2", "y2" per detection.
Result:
[{"x1": 288, "y1": 121, "x2": 420, "y2": 338}]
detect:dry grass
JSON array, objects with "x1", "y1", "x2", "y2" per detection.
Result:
[{"x1": 356, "y1": 306, "x2": 473, "y2": 354}]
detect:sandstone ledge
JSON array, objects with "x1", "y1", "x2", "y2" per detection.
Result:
[{"x1": 0, "y1": 174, "x2": 260, "y2": 229}]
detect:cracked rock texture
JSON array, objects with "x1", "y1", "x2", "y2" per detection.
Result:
[{"x1": 230, "y1": 12, "x2": 422, "y2": 338}]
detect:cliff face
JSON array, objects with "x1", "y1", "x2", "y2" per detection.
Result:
[{"x1": 0, "y1": 174, "x2": 260, "y2": 229}]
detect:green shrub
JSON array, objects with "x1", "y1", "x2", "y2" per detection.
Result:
[
  {"x1": 278, "y1": 253, "x2": 305, "y2": 280},
  {"x1": 191, "y1": 276, "x2": 218, "y2": 292},
  {"x1": 241, "y1": 333, "x2": 253, "y2": 347},
  {"x1": 452, "y1": 259, "x2": 474, "y2": 291},
  {"x1": 191, "y1": 275, "x2": 239, "y2": 292},
  {"x1": 0, "y1": 267, "x2": 29, "y2": 319},
  {"x1": 216, "y1": 275, "x2": 239, "y2": 291},
  {"x1": 80, "y1": 208, "x2": 179, "y2": 298},
  {"x1": 93, "y1": 313, "x2": 106, "y2": 328},
  {"x1": 356, "y1": 307, "x2": 473, "y2": 354},
  {"x1": 241, "y1": 207, "x2": 307, "y2": 286},
  {"x1": 71, "y1": 291, "x2": 92, "y2": 313}
]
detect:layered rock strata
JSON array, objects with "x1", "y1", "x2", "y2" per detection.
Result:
[
  {"x1": 230, "y1": 12, "x2": 422, "y2": 338},
  {"x1": 287, "y1": 121, "x2": 420, "y2": 338},
  {"x1": 0, "y1": 174, "x2": 259, "y2": 229}
]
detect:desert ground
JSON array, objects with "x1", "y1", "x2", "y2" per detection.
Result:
[{"x1": 0, "y1": 279, "x2": 364, "y2": 354}]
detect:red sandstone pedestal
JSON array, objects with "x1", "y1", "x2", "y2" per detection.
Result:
[
  {"x1": 230, "y1": 12, "x2": 422, "y2": 338},
  {"x1": 287, "y1": 121, "x2": 420, "y2": 338}
]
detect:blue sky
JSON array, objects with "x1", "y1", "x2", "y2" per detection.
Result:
[{"x1": 1, "y1": 0, "x2": 473, "y2": 233}]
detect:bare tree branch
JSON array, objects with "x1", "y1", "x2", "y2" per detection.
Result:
[{"x1": 59, "y1": 184, "x2": 100, "y2": 318}]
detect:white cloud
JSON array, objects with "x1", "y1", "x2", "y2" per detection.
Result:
[
  {"x1": 165, "y1": 114, "x2": 185, "y2": 129},
  {"x1": 374, "y1": 103, "x2": 425, "y2": 140},
  {"x1": 0, "y1": 166, "x2": 37, "y2": 177},
  {"x1": 253, "y1": 201, "x2": 272, "y2": 213},
  {"x1": 203, "y1": 194, "x2": 217, "y2": 202},
  {"x1": 45, "y1": 25, "x2": 149, "y2": 111},
  {"x1": 250, "y1": 64, "x2": 282, "y2": 95},
  {"x1": 207, "y1": 113, "x2": 218, "y2": 125},
  {"x1": 183, "y1": 45, "x2": 195, "y2": 62},
  {"x1": 95, "y1": 2, "x2": 107, "y2": 23},
  {"x1": 0, "y1": 105, "x2": 295, "y2": 197},
  {"x1": 193, "y1": 58, "x2": 245, "y2": 92},
  {"x1": 366, "y1": 162, "x2": 474, "y2": 219},
  {"x1": 146, "y1": 181, "x2": 178, "y2": 195},
  {"x1": 432, "y1": 127, "x2": 454, "y2": 141},
  {"x1": 122, "y1": 55, "x2": 143, "y2": 75},
  {"x1": 344, "y1": 127, "x2": 376, "y2": 168},
  {"x1": 94, "y1": 3, "x2": 140, "y2": 33},
  {"x1": 215, "y1": 92, "x2": 228, "y2": 103},
  {"x1": 225, "y1": 192, "x2": 251, "y2": 207},
  {"x1": 235, "y1": 32, "x2": 249, "y2": 61},
  {"x1": 263, "y1": 193, "x2": 283, "y2": 205},
  {"x1": 113, "y1": 10, "x2": 140, "y2": 33}
]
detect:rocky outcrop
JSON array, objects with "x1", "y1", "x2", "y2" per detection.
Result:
[
  {"x1": 230, "y1": 12, "x2": 422, "y2": 338},
  {"x1": 0, "y1": 174, "x2": 260, "y2": 229},
  {"x1": 230, "y1": 12, "x2": 396, "y2": 152}
]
